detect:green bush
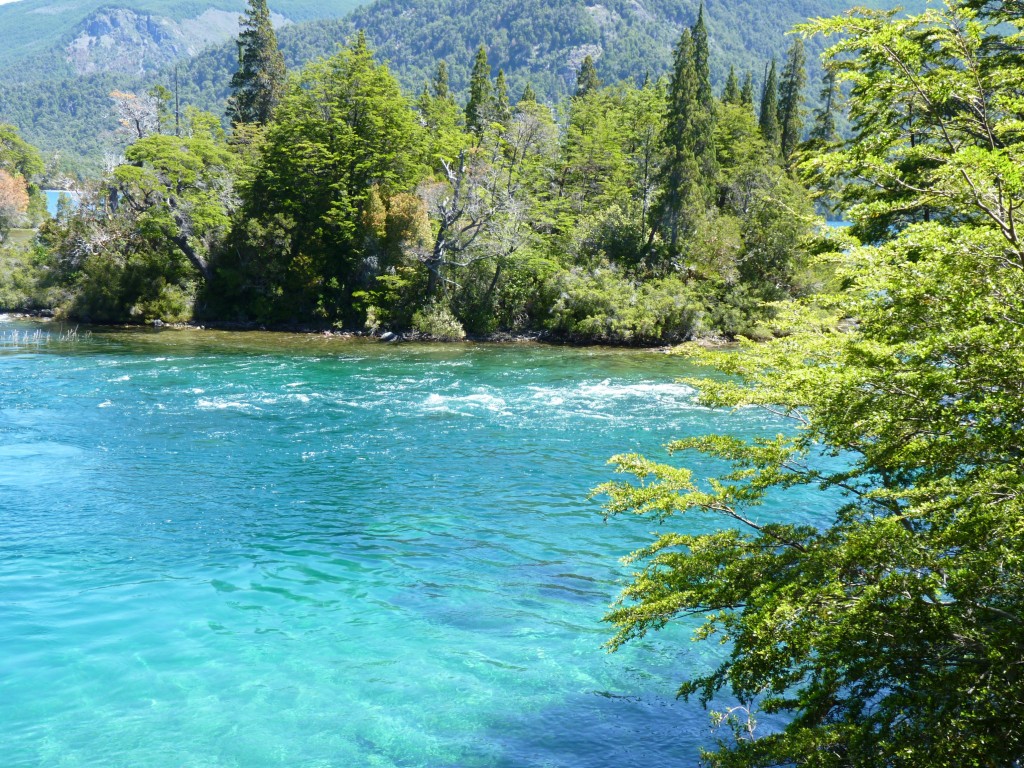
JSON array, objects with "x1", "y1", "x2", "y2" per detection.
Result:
[
  {"x1": 0, "y1": 241, "x2": 61, "y2": 311},
  {"x1": 412, "y1": 303, "x2": 466, "y2": 340},
  {"x1": 545, "y1": 267, "x2": 705, "y2": 344}
]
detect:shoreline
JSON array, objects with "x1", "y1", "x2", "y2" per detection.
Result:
[{"x1": 0, "y1": 311, "x2": 719, "y2": 351}]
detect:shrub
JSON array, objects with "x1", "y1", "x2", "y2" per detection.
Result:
[
  {"x1": 546, "y1": 267, "x2": 705, "y2": 344},
  {"x1": 412, "y1": 303, "x2": 466, "y2": 340}
]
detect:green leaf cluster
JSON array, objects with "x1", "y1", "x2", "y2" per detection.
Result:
[{"x1": 598, "y1": 0, "x2": 1024, "y2": 763}]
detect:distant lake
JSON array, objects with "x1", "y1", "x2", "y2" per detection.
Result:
[
  {"x1": 0, "y1": 323, "x2": 833, "y2": 766},
  {"x1": 43, "y1": 189, "x2": 79, "y2": 216}
]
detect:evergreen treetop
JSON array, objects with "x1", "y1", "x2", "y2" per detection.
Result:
[
  {"x1": 740, "y1": 71, "x2": 755, "y2": 108},
  {"x1": 758, "y1": 59, "x2": 780, "y2": 147},
  {"x1": 722, "y1": 66, "x2": 740, "y2": 105},
  {"x1": 575, "y1": 55, "x2": 602, "y2": 97},
  {"x1": 465, "y1": 45, "x2": 494, "y2": 136},
  {"x1": 777, "y1": 37, "x2": 807, "y2": 162},
  {"x1": 226, "y1": 0, "x2": 286, "y2": 126}
]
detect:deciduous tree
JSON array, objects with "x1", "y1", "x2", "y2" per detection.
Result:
[{"x1": 598, "y1": 2, "x2": 1024, "y2": 765}]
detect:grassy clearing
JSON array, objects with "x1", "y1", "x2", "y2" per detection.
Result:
[{"x1": 7, "y1": 228, "x2": 35, "y2": 246}]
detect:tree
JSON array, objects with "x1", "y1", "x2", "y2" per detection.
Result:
[
  {"x1": 0, "y1": 124, "x2": 45, "y2": 227},
  {"x1": 722, "y1": 66, "x2": 741, "y2": 105},
  {"x1": 808, "y1": 69, "x2": 838, "y2": 144},
  {"x1": 0, "y1": 170, "x2": 29, "y2": 241},
  {"x1": 226, "y1": 0, "x2": 286, "y2": 126},
  {"x1": 112, "y1": 114, "x2": 237, "y2": 284},
  {"x1": 653, "y1": 29, "x2": 701, "y2": 253},
  {"x1": 652, "y1": 12, "x2": 718, "y2": 257},
  {"x1": 432, "y1": 60, "x2": 452, "y2": 101},
  {"x1": 691, "y1": 4, "x2": 713, "y2": 113},
  {"x1": 758, "y1": 60, "x2": 780, "y2": 148},
  {"x1": 575, "y1": 55, "x2": 602, "y2": 97},
  {"x1": 110, "y1": 90, "x2": 159, "y2": 142},
  {"x1": 740, "y1": 71, "x2": 755, "y2": 108},
  {"x1": 494, "y1": 68, "x2": 512, "y2": 129},
  {"x1": 465, "y1": 45, "x2": 494, "y2": 136},
  {"x1": 418, "y1": 60, "x2": 469, "y2": 167},
  {"x1": 230, "y1": 34, "x2": 424, "y2": 323},
  {"x1": 598, "y1": 1, "x2": 1024, "y2": 765},
  {"x1": 776, "y1": 38, "x2": 806, "y2": 163}
]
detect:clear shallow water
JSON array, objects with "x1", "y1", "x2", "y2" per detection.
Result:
[{"x1": 0, "y1": 322, "x2": 824, "y2": 767}]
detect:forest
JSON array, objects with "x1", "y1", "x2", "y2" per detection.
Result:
[{"x1": 0, "y1": 1, "x2": 830, "y2": 345}]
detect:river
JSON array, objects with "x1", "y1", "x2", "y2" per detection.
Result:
[{"x1": 0, "y1": 321, "x2": 824, "y2": 767}]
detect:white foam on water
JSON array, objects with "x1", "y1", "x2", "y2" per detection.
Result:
[
  {"x1": 422, "y1": 391, "x2": 508, "y2": 414},
  {"x1": 197, "y1": 398, "x2": 256, "y2": 411},
  {"x1": 97, "y1": 401, "x2": 113, "y2": 408}
]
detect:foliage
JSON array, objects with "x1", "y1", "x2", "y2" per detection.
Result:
[
  {"x1": 546, "y1": 268, "x2": 705, "y2": 344},
  {"x1": 0, "y1": 240, "x2": 60, "y2": 310},
  {"x1": 411, "y1": 302, "x2": 467, "y2": 340},
  {"x1": 0, "y1": 170, "x2": 30, "y2": 241},
  {"x1": 218, "y1": 34, "x2": 425, "y2": 324},
  {"x1": 597, "y1": 1, "x2": 1024, "y2": 764},
  {"x1": 0, "y1": 0, "x2": 870, "y2": 172},
  {"x1": 21, "y1": 12, "x2": 820, "y2": 344},
  {"x1": 777, "y1": 38, "x2": 806, "y2": 163},
  {"x1": 227, "y1": 0, "x2": 288, "y2": 126}
]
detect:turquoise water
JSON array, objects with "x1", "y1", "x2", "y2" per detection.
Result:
[{"x1": 0, "y1": 321, "x2": 823, "y2": 767}]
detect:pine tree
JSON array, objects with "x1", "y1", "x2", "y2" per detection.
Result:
[
  {"x1": 226, "y1": 0, "x2": 286, "y2": 126},
  {"x1": 691, "y1": 4, "x2": 713, "y2": 112},
  {"x1": 809, "y1": 69, "x2": 839, "y2": 143},
  {"x1": 575, "y1": 55, "x2": 602, "y2": 97},
  {"x1": 433, "y1": 60, "x2": 452, "y2": 101},
  {"x1": 759, "y1": 60, "x2": 780, "y2": 148},
  {"x1": 654, "y1": 29, "x2": 703, "y2": 253},
  {"x1": 689, "y1": 6, "x2": 718, "y2": 198},
  {"x1": 722, "y1": 66, "x2": 740, "y2": 105},
  {"x1": 465, "y1": 45, "x2": 494, "y2": 136},
  {"x1": 777, "y1": 37, "x2": 807, "y2": 162},
  {"x1": 740, "y1": 71, "x2": 755, "y2": 108},
  {"x1": 494, "y1": 68, "x2": 511, "y2": 128},
  {"x1": 520, "y1": 83, "x2": 537, "y2": 104}
]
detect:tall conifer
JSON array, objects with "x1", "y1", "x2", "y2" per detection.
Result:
[
  {"x1": 740, "y1": 71, "x2": 755, "y2": 108},
  {"x1": 226, "y1": 0, "x2": 286, "y2": 126},
  {"x1": 689, "y1": 5, "x2": 718, "y2": 197},
  {"x1": 655, "y1": 29, "x2": 701, "y2": 252},
  {"x1": 691, "y1": 4, "x2": 713, "y2": 112},
  {"x1": 759, "y1": 60, "x2": 780, "y2": 147},
  {"x1": 494, "y1": 68, "x2": 511, "y2": 128},
  {"x1": 777, "y1": 37, "x2": 807, "y2": 161},
  {"x1": 809, "y1": 69, "x2": 839, "y2": 143},
  {"x1": 723, "y1": 66, "x2": 740, "y2": 105},
  {"x1": 465, "y1": 45, "x2": 494, "y2": 136},
  {"x1": 433, "y1": 60, "x2": 452, "y2": 101},
  {"x1": 575, "y1": 55, "x2": 602, "y2": 97}
]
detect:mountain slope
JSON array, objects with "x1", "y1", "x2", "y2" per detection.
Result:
[
  {"x1": 0, "y1": 0, "x2": 368, "y2": 73},
  {"x1": 0, "y1": 0, "x2": 920, "y2": 172}
]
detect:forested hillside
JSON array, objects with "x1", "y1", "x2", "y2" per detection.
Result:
[
  {"x1": 0, "y1": 0, "x2": 366, "y2": 71},
  {"x1": 0, "y1": 0, "x2": 911, "y2": 171}
]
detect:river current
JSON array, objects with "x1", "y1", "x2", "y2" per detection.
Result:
[{"x1": 0, "y1": 321, "x2": 821, "y2": 767}]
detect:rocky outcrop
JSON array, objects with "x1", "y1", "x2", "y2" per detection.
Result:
[{"x1": 65, "y1": 8, "x2": 246, "y2": 77}]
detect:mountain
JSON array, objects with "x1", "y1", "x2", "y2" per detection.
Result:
[
  {"x1": 0, "y1": 0, "x2": 918, "y2": 173},
  {"x1": 0, "y1": 0, "x2": 366, "y2": 74}
]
